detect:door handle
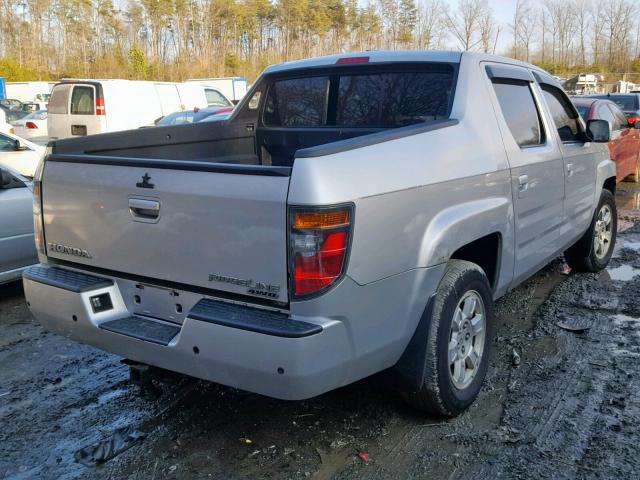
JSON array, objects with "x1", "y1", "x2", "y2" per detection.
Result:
[
  {"x1": 566, "y1": 163, "x2": 574, "y2": 177},
  {"x1": 518, "y1": 175, "x2": 529, "y2": 190},
  {"x1": 129, "y1": 198, "x2": 160, "y2": 223}
]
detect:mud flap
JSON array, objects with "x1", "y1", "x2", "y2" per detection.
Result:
[{"x1": 387, "y1": 294, "x2": 436, "y2": 392}]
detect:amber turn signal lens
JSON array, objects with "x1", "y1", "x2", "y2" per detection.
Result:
[{"x1": 293, "y1": 210, "x2": 350, "y2": 229}]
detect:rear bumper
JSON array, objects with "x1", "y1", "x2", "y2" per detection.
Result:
[{"x1": 23, "y1": 263, "x2": 444, "y2": 400}]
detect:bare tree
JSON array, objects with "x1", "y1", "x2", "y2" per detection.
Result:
[{"x1": 446, "y1": 0, "x2": 487, "y2": 51}]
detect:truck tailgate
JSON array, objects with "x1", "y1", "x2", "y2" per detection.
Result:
[{"x1": 41, "y1": 158, "x2": 291, "y2": 304}]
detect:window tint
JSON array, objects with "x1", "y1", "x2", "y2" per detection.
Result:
[
  {"x1": 264, "y1": 77, "x2": 329, "y2": 127},
  {"x1": 597, "y1": 103, "x2": 616, "y2": 129},
  {"x1": 492, "y1": 80, "x2": 544, "y2": 147},
  {"x1": 541, "y1": 85, "x2": 581, "y2": 142},
  {"x1": 336, "y1": 70, "x2": 453, "y2": 127},
  {"x1": 575, "y1": 105, "x2": 590, "y2": 121},
  {"x1": 0, "y1": 134, "x2": 15, "y2": 151},
  {"x1": 48, "y1": 85, "x2": 70, "y2": 114},
  {"x1": 608, "y1": 104, "x2": 628, "y2": 129},
  {"x1": 70, "y1": 86, "x2": 94, "y2": 115},
  {"x1": 205, "y1": 89, "x2": 231, "y2": 107},
  {"x1": 263, "y1": 66, "x2": 456, "y2": 128}
]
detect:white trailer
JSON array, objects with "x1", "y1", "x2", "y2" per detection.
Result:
[{"x1": 5, "y1": 81, "x2": 52, "y2": 103}]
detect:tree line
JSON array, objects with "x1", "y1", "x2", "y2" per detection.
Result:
[{"x1": 0, "y1": 0, "x2": 638, "y2": 82}]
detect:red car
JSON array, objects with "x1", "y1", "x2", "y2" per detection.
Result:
[{"x1": 573, "y1": 97, "x2": 640, "y2": 182}]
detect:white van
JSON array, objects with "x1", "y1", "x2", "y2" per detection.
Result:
[
  {"x1": 186, "y1": 77, "x2": 248, "y2": 104},
  {"x1": 47, "y1": 80, "x2": 209, "y2": 139}
]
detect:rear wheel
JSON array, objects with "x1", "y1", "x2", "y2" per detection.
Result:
[
  {"x1": 564, "y1": 189, "x2": 617, "y2": 272},
  {"x1": 402, "y1": 260, "x2": 494, "y2": 417}
]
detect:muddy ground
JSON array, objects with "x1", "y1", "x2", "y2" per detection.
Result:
[{"x1": 1, "y1": 183, "x2": 640, "y2": 480}]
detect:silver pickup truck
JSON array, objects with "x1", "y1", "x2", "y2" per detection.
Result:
[{"x1": 23, "y1": 51, "x2": 617, "y2": 416}]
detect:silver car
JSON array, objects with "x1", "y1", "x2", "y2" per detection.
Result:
[
  {"x1": 23, "y1": 51, "x2": 616, "y2": 417},
  {"x1": 0, "y1": 167, "x2": 37, "y2": 284}
]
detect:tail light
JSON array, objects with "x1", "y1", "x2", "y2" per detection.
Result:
[
  {"x1": 95, "y1": 97, "x2": 105, "y2": 115},
  {"x1": 25, "y1": 121, "x2": 38, "y2": 129},
  {"x1": 336, "y1": 56, "x2": 369, "y2": 64},
  {"x1": 628, "y1": 116, "x2": 638, "y2": 126},
  {"x1": 32, "y1": 152, "x2": 47, "y2": 255},
  {"x1": 289, "y1": 205, "x2": 354, "y2": 299}
]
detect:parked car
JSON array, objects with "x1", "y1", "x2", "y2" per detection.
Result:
[
  {"x1": 11, "y1": 109, "x2": 48, "y2": 140},
  {"x1": 47, "y1": 80, "x2": 213, "y2": 139},
  {"x1": 0, "y1": 98, "x2": 23, "y2": 110},
  {"x1": 199, "y1": 112, "x2": 233, "y2": 123},
  {"x1": 0, "y1": 130, "x2": 44, "y2": 177},
  {"x1": 0, "y1": 166, "x2": 37, "y2": 285},
  {"x1": 155, "y1": 106, "x2": 234, "y2": 126},
  {"x1": 584, "y1": 93, "x2": 640, "y2": 122},
  {"x1": 573, "y1": 97, "x2": 640, "y2": 181},
  {"x1": 24, "y1": 51, "x2": 616, "y2": 417},
  {"x1": 0, "y1": 105, "x2": 29, "y2": 134}
]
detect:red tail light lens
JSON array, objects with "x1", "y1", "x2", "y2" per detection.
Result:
[
  {"x1": 95, "y1": 97, "x2": 106, "y2": 115},
  {"x1": 290, "y1": 205, "x2": 353, "y2": 299},
  {"x1": 629, "y1": 116, "x2": 637, "y2": 125},
  {"x1": 25, "y1": 121, "x2": 38, "y2": 129},
  {"x1": 336, "y1": 56, "x2": 369, "y2": 64}
]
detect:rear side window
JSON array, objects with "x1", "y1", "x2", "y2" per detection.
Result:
[
  {"x1": 263, "y1": 64, "x2": 455, "y2": 128},
  {"x1": 491, "y1": 80, "x2": 544, "y2": 147},
  {"x1": 608, "y1": 103, "x2": 628, "y2": 129},
  {"x1": 0, "y1": 133, "x2": 15, "y2": 151},
  {"x1": 205, "y1": 89, "x2": 231, "y2": 107},
  {"x1": 70, "y1": 86, "x2": 94, "y2": 115},
  {"x1": 48, "y1": 85, "x2": 71, "y2": 114},
  {"x1": 264, "y1": 76, "x2": 329, "y2": 127},
  {"x1": 541, "y1": 85, "x2": 581, "y2": 142},
  {"x1": 596, "y1": 103, "x2": 616, "y2": 129}
]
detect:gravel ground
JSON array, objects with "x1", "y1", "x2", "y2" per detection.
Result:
[{"x1": 1, "y1": 183, "x2": 639, "y2": 480}]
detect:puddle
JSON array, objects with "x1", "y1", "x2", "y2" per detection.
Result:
[
  {"x1": 617, "y1": 186, "x2": 640, "y2": 212},
  {"x1": 622, "y1": 241, "x2": 640, "y2": 251},
  {"x1": 606, "y1": 264, "x2": 640, "y2": 281}
]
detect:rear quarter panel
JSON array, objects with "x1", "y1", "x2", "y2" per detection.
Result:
[{"x1": 288, "y1": 56, "x2": 514, "y2": 297}]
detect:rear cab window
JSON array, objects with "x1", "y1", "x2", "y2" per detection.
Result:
[{"x1": 262, "y1": 63, "x2": 456, "y2": 128}]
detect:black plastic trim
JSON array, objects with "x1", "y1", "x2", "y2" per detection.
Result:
[
  {"x1": 47, "y1": 154, "x2": 291, "y2": 177},
  {"x1": 49, "y1": 259, "x2": 288, "y2": 309},
  {"x1": 389, "y1": 294, "x2": 436, "y2": 391},
  {"x1": 100, "y1": 316, "x2": 180, "y2": 346},
  {"x1": 486, "y1": 64, "x2": 534, "y2": 83},
  {"x1": 189, "y1": 298, "x2": 322, "y2": 338},
  {"x1": 295, "y1": 119, "x2": 459, "y2": 158},
  {"x1": 23, "y1": 265, "x2": 113, "y2": 293}
]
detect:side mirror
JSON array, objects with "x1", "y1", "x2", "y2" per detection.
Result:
[
  {"x1": 586, "y1": 119, "x2": 610, "y2": 142},
  {"x1": 14, "y1": 139, "x2": 28, "y2": 151}
]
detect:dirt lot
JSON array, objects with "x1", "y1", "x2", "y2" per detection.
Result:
[{"x1": 1, "y1": 183, "x2": 640, "y2": 480}]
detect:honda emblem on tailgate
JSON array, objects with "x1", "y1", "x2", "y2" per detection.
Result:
[{"x1": 47, "y1": 242, "x2": 92, "y2": 258}]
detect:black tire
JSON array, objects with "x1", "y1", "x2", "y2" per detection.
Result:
[
  {"x1": 564, "y1": 189, "x2": 617, "y2": 273},
  {"x1": 402, "y1": 260, "x2": 494, "y2": 417}
]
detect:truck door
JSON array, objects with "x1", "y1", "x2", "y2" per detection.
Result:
[
  {"x1": 484, "y1": 63, "x2": 565, "y2": 284},
  {"x1": 537, "y1": 81, "x2": 597, "y2": 245}
]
